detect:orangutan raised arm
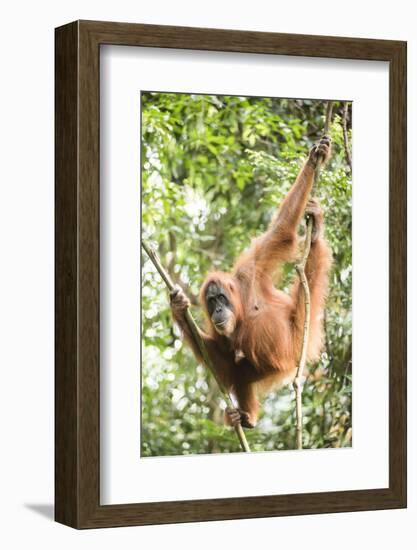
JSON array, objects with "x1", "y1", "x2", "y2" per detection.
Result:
[{"x1": 170, "y1": 136, "x2": 332, "y2": 428}]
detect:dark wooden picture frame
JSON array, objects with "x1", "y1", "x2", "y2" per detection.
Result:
[{"x1": 55, "y1": 20, "x2": 407, "y2": 529}]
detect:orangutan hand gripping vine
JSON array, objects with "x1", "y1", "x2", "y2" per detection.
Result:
[{"x1": 170, "y1": 137, "x2": 332, "y2": 428}]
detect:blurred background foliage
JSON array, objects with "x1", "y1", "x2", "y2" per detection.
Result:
[{"x1": 141, "y1": 93, "x2": 352, "y2": 456}]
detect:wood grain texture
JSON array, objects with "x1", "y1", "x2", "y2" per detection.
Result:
[
  {"x1": 55, "y1": 21, "x2": 79, "y2": 527},
  {"x1": 388, "y1": 41, "x2": 407, "y2": 504},
  {"x1": 55, "y1": 20, "x2": 407, "y2": 529}
]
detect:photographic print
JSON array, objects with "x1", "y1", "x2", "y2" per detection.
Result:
[
  {"x1": 141, "y1": 92, "x2": 352, "y2": 457},
  {"x1": 55, "y1": 21, "x2": 406, "y2": 527}
]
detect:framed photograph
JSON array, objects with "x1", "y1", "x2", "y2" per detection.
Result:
[{"x1": 55, "y1": 20, "x2": 406, "y2": 528}]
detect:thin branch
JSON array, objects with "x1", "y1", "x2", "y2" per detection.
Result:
[
  {"x1": 313, "y1": 101, "x2": 333, "y2": 190},
  {"x1": 142, "y1": 239, "x2": 251, "y2": 453},
  {"x1": 293, "y1": 219, "x2": 313, "y2": 450},
  {"x1": 323, "y1": 309, "x2": 331, "y2": 361},
  {"x1": 342, "y1": 102, "x2": 352, "y2": 172},
  {"x1": 293, "y1": 100, "x2": 333, "y2": 450},
  {"x1": 324, "y1": 101, "x2": 334, "y2": 136}
]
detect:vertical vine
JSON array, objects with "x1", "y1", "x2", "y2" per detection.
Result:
[{"x1": 293, "y1": 101, "x2": 333, "y2": 450}]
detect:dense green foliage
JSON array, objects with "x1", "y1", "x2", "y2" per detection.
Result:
[{"x1": 141, "y1": 93, "x2": 352, "y2": 456}]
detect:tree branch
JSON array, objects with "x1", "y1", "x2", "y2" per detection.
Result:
[
  {"x1": 293, "y1": 100, "x2": 333, "y2": 450},
  {"x1": 294, "y1": 219, "x2": 313, "y2": 449},
  {"x1": 342, "y1": 102, "x2": 352, "y2": 172}
]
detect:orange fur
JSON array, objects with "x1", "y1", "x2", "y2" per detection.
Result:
[{"x1": 171, "y1": 139, "x2": 332, "y2": 427}]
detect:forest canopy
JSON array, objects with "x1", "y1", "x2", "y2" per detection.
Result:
[{"x1": 141, "y1": 93, "x2": 352, "y2": 457}]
